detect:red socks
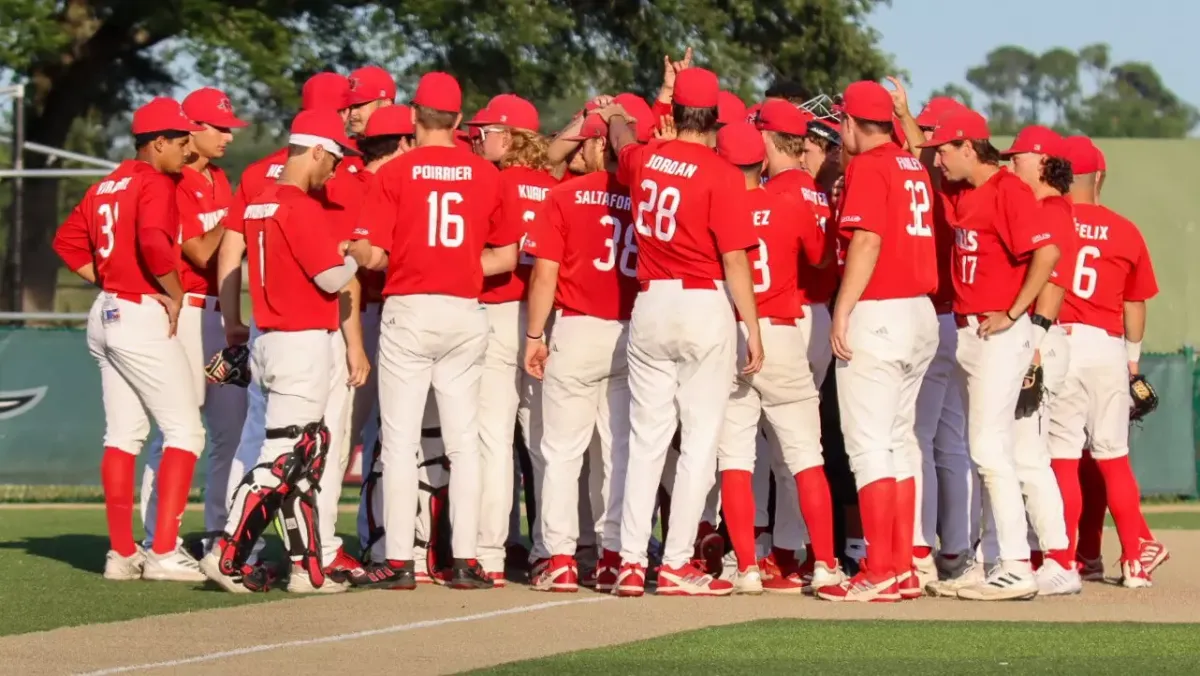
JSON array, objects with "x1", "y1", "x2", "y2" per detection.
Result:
[
  {"x1": 152, "y1": 448, "x2": 198, "y2": 556},
  {"x1": 794, "y1": 467, "x2": 835, "y2": 567},
  {"x1": 101, "y1": 448, "x2": 137, "y2": 556},
  {"x1": 892, "y1": 478, "x2": 916, "y2": 576},
  {"x1": 1095, "y1": 455, "x2": 1145, "y2": 561},
  {"x1": 720, "y1": 470, "x2": 756, "y2": 572},
  {"x1": 1078, "y1": 452, "x2": 1107, "y2": 560},
  {"x1": 858, "y1": 478, "x2": 896, "y2": 581},
  {"x1": 1050, "y1": 458, "x2": 1082, "y2": 560},
  {"x1": 913, "y1": 545, "x2": 933, "y2": 559}
]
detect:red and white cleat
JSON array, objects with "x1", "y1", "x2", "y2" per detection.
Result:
[
  {"x1": 532, "y1": 555, "x2": 579, "y2": 593},
  {"x1": 816, "y1": 571, "x2": 900, "y2": 603},
  {"x1": 656, "y1": 563, "x2": 734, "y2": 597},
  {"x1": 1138, "y1": 539, "x2": 1169, "y2": 575},
  {"x1": 615, "y1": 562, "x2": 646, "y2": 598}
]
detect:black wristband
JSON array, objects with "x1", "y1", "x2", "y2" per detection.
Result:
[
  {"x1": 1030, "y1": 313, "x2": 1052, "y2": 331},
  {"x1": 526, "y1": 332, "x2": 543, "y2": 340},
  {"x1": 1006, "y1": 309, "x2": 1021, "y2": 322}
]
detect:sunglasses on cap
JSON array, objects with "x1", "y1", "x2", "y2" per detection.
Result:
[{"x1": 478, "y1": 126, "x2": 508, "y2": 142}]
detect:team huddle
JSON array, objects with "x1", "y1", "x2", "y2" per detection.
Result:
[{"x1": 52, "y1": 48, "x2": 1167, "y2": 603}]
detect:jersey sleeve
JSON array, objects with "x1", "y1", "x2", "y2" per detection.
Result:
[
  {"x1": 523, "y1": 196, "x2": 566, "y2": 263},
  {"x1": 837, "y1": 158, "x2": 889, "y2": 236},
  {"x1": 998, "y1": 177, "x2": 1053, "y2": 258},
  {"x1": 284, "y1": 199, "x2": 345, "y2": 279},
  {"x1": 135, "y1": 175, "x2": 181, "y2": 277},
  {"x1": 795, "y1": 199, "x2": 826, "y2": 266},
  {"x1": 709, "y1": 165, "x2": 758, "y2": 254},
  {"x1": 354, "y1": 165, "x2": 398, "y2": 252},
  {"x1": 616, "y1": 143, "x2": 644, "y2": 187},
  {"x1": 225, "y1": 180, "x2": 251, "y2": 235},
  {"x1": 1044, "y1": 202, "x2": 1077, "y2": 287},
  {"x1": 1124, "y1": 229, "x2": 1159, "y2": 302},
  {"x1": 176, "y1": 183, "x2": 206, "y2": 244},
  {"x1": 52, "y1": 198, "x2": 94, "y2": 271},
  {"x1": 485, "y1": 170, "x2": 522, "y2": 247}
]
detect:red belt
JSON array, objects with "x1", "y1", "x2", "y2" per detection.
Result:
[
  {"x1": 185, "y1": 296, "x2": 220, "y2": 311},
  {"x1": 1061, "y1": 324, "x2": 1123, "y2": 339},
  {"x1": 561, "y1": 308, "x2": 585, "y2": 317},
  {"x1": 113, "y1": 292, "x2": 143, "y2": 304},
  {"x1": 638, "y1": 278, "x2": 718, "y2": 292},
  {"x1": 766, "y1": 317, "x2": 800, "y2": 326}
]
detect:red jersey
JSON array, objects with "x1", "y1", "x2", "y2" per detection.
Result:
[
  {"x1": 930, "y1": 181, "x2": 962, "y2": 312},
  {"x1": 522, "y1": 171, "x2": 640, "y2": 321},
  {"x1": 52, "y1": 160, "x2": 179, "y2": 296},
  {"x1": 836, "y1": 143, "x2": 937, "y2": 301},
  {"x1": 225, "y1": 148, "x2": 288, "y2": 236},
  {"x1": 321, "y1": 168, "x2": 386, "y2": 305},
  {"x1": 744, "y1": 187, "x2": 824, "y2": 320},
  {"x1": 1059, "y1": 203, "x2": 1157, "y2": 336},
  {"x1": 1041, "y1": 195, "x2": 1079, "y2": 295},
  {"x1": 949, "y1": 168, "x2": 1055, "y2": 315},
  {"x1": 355, "y1": 145, "x2": 517, "y2": 299},
  {"x1": 481, "y1": 166, "x2": 559, "y2": 304},
  {"x1": 764, "y1": 169, "x2": 835, "y2": 305},
  {"x1": 244, "y1": 184, "x2": 343, "y2": 332},
  {"x1": 617, "y1": 140, "x2": 756, "y2": 282},
  {"x1": 176, "y1": 164, "x2": 233, "y2": 296}
]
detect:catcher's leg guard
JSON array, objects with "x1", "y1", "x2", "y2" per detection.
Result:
[
  {"x1": 360, "y1": 429, "x2": 385, "y2": 559},
  {"x1": 417, "y1": 454, "x2": 452, "y2": 580}
]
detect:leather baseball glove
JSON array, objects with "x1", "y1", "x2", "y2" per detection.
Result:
[
  {"x1": 1129, "y1": 374, "x2": 1159, "y2": 422},
  {"x1": 204, "y1": 344, "x2": 251, "y2": 388},
  {"x1": 1015, "y1": 363, "x2": 1044, "y2": 419}
]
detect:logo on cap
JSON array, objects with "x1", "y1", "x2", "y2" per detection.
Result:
[
  {"x1": 348, "y1": 76, "x2": 361, "y2": 91},
  {"x1": 1033, "y1": 143, "x2": 1042, "y2": 151},
  {"x1": 217, "y1": 97, "x2": 234, "y2": 113}
]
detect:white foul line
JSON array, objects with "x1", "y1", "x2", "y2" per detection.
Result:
[{"x1": 76, "y1": 596, "x2": 614, "y2": 675}]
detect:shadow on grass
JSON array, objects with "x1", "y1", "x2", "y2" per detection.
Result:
[{"x1": 0, "y1": 533, "x2": 109, "y2": 573}]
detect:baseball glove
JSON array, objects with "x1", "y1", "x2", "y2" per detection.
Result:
[
  {"x1": 204, "y1": 344, "x2": 251, "y2": 388},
  {"x1": 1130, "y1": 374, "x2": 1159, "y2": 422},
  {"x1": 1015, "y1": 363, "x2": 1044, "y2": 419}
]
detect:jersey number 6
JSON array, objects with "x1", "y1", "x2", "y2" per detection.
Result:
[{"x1": 427, "y1": 191, "x2": 465, "y2": 248}]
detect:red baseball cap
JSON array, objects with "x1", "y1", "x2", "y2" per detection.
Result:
[
  {"x1": 716, "y1": 121, "x2": 765, "y2": 166},
  {"x1": 841, "y1": 81, "x2": 893, "y2": 123},
  {"x1": 413, "y1": 72, "x2": 462, "y2": 113},
  {"x1": 674, "y1": 68, "x2": 720, "y2": 108},
  {"x1": 914, "y1": 96, "x2": 964, "y2": 128},
  {"x1": 918, "y1": 108, "x2": 990, "y2": 148},
  {"x1": 613, "y1": 93, "x2": 655, "y2": 143},
  {"x1": 468, "y1": 94, "x2": 539, "y2": 132},
  {"x1": 756, "y1": 99, "x2": 813, "y2": 136},
  {"x1": 745, "y1": 102, "x2": 763, "y2": 123},
  {"x1": 454, "y1": 129, "x2": 473, "y2": 150},
  {"x1": 288, "y1": 109, "x2": 360, "y2": 157},
  {"x1": 565, "y1": 114, "x2": 608, "y2": 141},
  {"x1": 1096, "y1": 146, "x2": 1107, "y2": 171},
  {"x1": 182, "y1": 88, "x2": 247, "y2": 129},
  {"x1": 1002, "y1": 125, "x2": 1064, "y2": 157},
  {"x1": 302, "y1": 73, "x2": 352, "y2": 112},
  {"x1": 132, "y1": 97, "x2": 204, "y2": 135},
  {"x1": 717, "y1": 91, "x2": 747, "y2": 126},
  {"x1": 348, "y1": 66, "x2": 397, "y2": 106},
  {"x1": 1061, "y1": 135, "x2": 1101, "y2": 174},
  {"x1": 364, "y1": 104, "x2": 414, "y2": 137}
]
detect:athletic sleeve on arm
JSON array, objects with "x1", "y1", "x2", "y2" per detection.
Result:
[
  {"x1": 837, "y1": 158, "x2": 888, "y2": 236},
  {"x1": 52, "y1": 199, "x2": 94, "y2": 270},
  {"x1": 355, "y1": 166, "x2": 397, "y2": 251},
  {"x1": 523, "y1": 196, "x2": 566, "y2": 263},
  {"x1": 284, "y1": 199, "x2": 344, "y2": 280},
  {"x1": 710, "y1": 167, "x2": 758, "y2": 254},
  {"x1": 998, "y1": 176, "x2": 1052, "y2": 258},
  {"x1": 135, "y1": 175, "x2": 180, "y2": 277},
  {"x1": 1124, "y1": 229, "x2": 1159, "y2": 302}
]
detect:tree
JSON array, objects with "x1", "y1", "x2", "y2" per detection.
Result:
[
  {"x1": 935, "y1": 42, "x2": 1198, "y2": 139},
  {"x1": 2, "y1": 0, "x2": 893, "y2": 311},
  {"x1": 926, "y1": 83, "x2": 975, "y2": 111}
]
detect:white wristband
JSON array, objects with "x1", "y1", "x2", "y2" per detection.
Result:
[
  {"x1": 1030, "y1": 324, "x2": 1048, "y2": 352},
  {"x1": 1126, "y1": 340, "x2": 1143, "y2": 364}
]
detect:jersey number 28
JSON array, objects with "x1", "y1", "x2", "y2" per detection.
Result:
[{"x1": 634, "y1": 179, "x2": 681, "y2": 242}]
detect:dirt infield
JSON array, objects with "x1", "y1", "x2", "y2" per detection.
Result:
[{"x1": 3, "y1": 529, "x2": 1198, "y2": 676}]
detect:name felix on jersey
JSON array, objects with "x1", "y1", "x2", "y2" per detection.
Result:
[
  {"x1": 575, "y1": 190, "x2": 632, "y2": 211},
  {"x1": 1075, "y1": 222, "x2": 1109, "y2": 241},
  {"x1": 645, "y1": 154, "x2": 698, "y2": 179},
  {"x1": 96, "y1": 177, "x2": 132, "y2": 195}
]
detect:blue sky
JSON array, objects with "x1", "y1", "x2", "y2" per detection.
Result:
[{"x1": 870, "y1": 0, "x2": 1197, "y2": 108}]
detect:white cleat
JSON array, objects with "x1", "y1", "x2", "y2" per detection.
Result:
[
  {"x1": 807, "y1": 561, "x2": 847, "y2": 593},
  {"x1": 956, "y1": 562, "x2": 1038, "y2": 601},
  {"x1": 1035, "y1": 560, "x2": 1082, "y2": 596},
  {"x1": 142, "y1": 547, "x2": 207, "y2": 583},
  {"x1": 286, "y1": 567, "x2": 350, "y2": 594},
  {"x1": 914, "y1": 553, "x2": 937, "y2": 588},
  {"x1": 104, "y1": 547, "x2": 146, "y2": 581},
  {"x1": 935, "y1": 551, "x2": 974, "y2": 581},
  {"x1": 731, "y1": 566, "x2": 764, "y2": 595},
  {"x1": 717, "y1": 552, "x2": 739, "y2": 582},
  {"x1": 1119, "y1": 560, "x2": 1153, "y2": 589},
  {"x1": 926, "y1": 558, "x2": 984, "y2": 597},
  {"x1": 198, "y1": 549, "x2": 252, "y2": 594}
]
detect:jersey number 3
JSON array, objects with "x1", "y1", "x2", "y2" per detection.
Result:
[{"x1": 97, "y1": 203, "x2": 119, "y2": 259}]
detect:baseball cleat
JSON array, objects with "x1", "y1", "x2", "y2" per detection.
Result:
[
  {"x1": 325, "y1": 548, "x2": 392, "y2": 589},
  {"x1": 656, "y1": 563, "x2": 734, "y2": 597},
  {"x1": 807, "y1": 561, "x2": 847, "y2": 593},
  {"x1": 896, "y1": 570, "x2": 923, "y2": 600},
  {"x1": 717, "y1": 551, "x2": 739, "y2": 582},
  {"x1": 614, "y1": 562, "x2": 646, "y2": 597},
  {"x1": 913, "y1": 553, "x2": 937, "y2": 588},
  {"x1": 1077, "y1": 556, "x2": 1105, "y2": 582},
  {"x1": 731, "y1": 566, "x2": 764, "y2": 595},
  {"x1": 1137, "y1": 539, "x2": 1169, "y2": 575},
  {"x1": 1119, "y1": 559, "x2": 1152, "y2": 589},
  {"x1": 142, "y1": 547, "x2": 207, "y2": 583},
  {"x1": 198, "y1": 550, "x2": 252, "y2": 594},
  {"x1": 934, "y1": 551, "x2": 973, "y2": 581},
  {"x1": 104, "y1": 547, "x2": 146, "y2": 581},
  {"x1": 532, "y1": 555, "x2": 579, "y2": 593},
  {"x1": 286, "y1": 567, "x2": 349, "y2": 594},
  {"x1": 816, "y1": 571, "x2": 900, "y2": 603},
  {"x1": 926, "y1": 558, "x2": 984, "y2": 597},
  {"x1": 956, "y1": 562, "x2": 1038, "y2": 601},
  {"x1": 485, "y1": 571, "x2": 508, "y2": 588},
  {"x1": 447, "y1": 559, "x2": 495, "y2": 590},
  {"x1": 1035, "y1": 560, "x2": 1082, "y2": 596}
]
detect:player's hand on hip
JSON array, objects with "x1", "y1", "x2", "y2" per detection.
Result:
[
  {"x1": 977, "y1": 311, "x2": 1015, "y2": 339},
  {"x1": 742, "y1": 329, "x2": 765, "y2": 375},
  {"x1": 151, "y1": 294, "x2": 181, "y2": 337},
  {"x1": 831, "y1": 313, "x2": 853, "y2": 361},
  {"x1": 225, "y1": 321, "x2": 250, "y2": 347},
  {"x1": 346, "y1": 346, "x2": 371, "y2": 388},
  {"x1": 524, "y1": 338, "x2": 549, "y2": 380}
]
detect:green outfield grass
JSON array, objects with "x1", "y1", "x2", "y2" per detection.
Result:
[{"x1": 477, "y1": 619, "x2": 1200, "y2": 675}]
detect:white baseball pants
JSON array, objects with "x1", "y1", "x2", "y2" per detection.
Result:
[
  {"x1": 805, "y1": 303, "x2": 833, "y2": 390},
  {"x1": 956, "y1": 313, "x2": 1034, "y2": 563},
  {"x1": 1048, "y1": 324, "x2": 1133, "y2": 461},
  {"x1": 378, "y1": 294, "x2": 487, "y2": 562},
  {"x1": 619, "y1": 281, "x2": 736, "y2": 568},
  {"x1": 538, "y1": 313, "x2": 630, "y2": 556}
]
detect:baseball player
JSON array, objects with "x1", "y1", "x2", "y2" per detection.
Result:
[
  {"x1": 602, "y1": 67, "x2": 762, "y2": 598},
  {"x1": 1000, "y1": 125, "x2": 1081, "y2": 596},
  {"x1": 520, "y1": 110, "x2": 641, "y2": 593},
  {"x1": 714, "y1": 120, "x2": 842, "y2": 596},
  {"x1": 200, "y1": 109, "x2": 371, "y2": 594},
  {"x1": 816, "y1": 81, "x2": 939, "y2": 603},
  {"x1": 51, "y1": 98, "x2": 207, "y2": 582},
  {"x1": 919, "y1": 109, "x2": 1061, "y2": 601},
  {"x1": 467, "y1": 94, "x2": 561, "y2": 583},
  {"x1": 1047, "y1": 135, "x2": 1166, "y2": 587},
  {"x1": 893, "y1": 93, "x2": 978, "y2": 585},
  {"x1": 346, "y1": 65, "x2": 396, "y2": 136},
  {"x1": 349, "y1": 72, "x2": 520, "y2": 590},
  {"x1": 139, "y1": 88, "x2": 249, "y2": 557}
]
